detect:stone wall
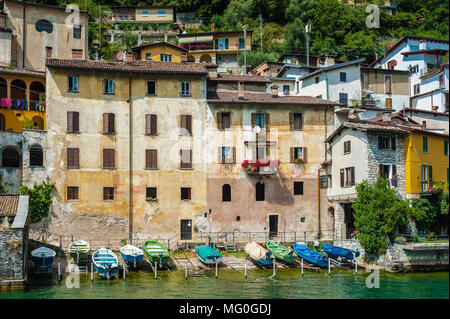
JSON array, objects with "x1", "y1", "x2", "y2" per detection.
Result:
[
  {"x1": 0, "y1": 228, "x2": 27, "y2": 279},
  {"x1": 21, "y1": 129, "x2": 48, "y2": 187},
  {"x1": 0, "y1": 131, "x2": 22, "y2": 193}
]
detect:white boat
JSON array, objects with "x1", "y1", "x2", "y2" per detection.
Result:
[
  {"x1": 68, "y1": 240, "x2": 90, "y2": 263},
  {"x1": 92, "y1": 247, "x2": 119, "y2": 279},
  {"x1": 120, "y1": 244, "x2": 144, "y2": 268}
]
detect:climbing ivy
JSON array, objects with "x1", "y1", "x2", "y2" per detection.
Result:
[{"x1": 18, "y1": 182, "x2": 55, "y2": 223}]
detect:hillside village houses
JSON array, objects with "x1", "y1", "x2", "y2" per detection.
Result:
[{"x1": 0, "y1": 0, "x2": 449, "y2": 244}]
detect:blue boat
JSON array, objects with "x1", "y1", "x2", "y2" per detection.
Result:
[
  {"x1": 31, "y1": 246, "x2": 56, "y2": 267},
  {"x1": 120, "y1": 244, "x2": 144, "y2": 268},
  {"x1": 92, "y1": 247, "x2": 119, "y2": 279},
  {"x1": 321, "y1": 243, "x2": 360, "y2": 260},
  {"x1": 194, "y1": 245, "x2": 222, "y2": 265},
  {"x1": 245, "y1": 242, "x2": 273, "y2": 267},
  {"x1": 293, "y1": 243, "x2": 328, "y2": 267}
]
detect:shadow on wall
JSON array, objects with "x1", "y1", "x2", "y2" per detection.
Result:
[{"x1": 249, "y1": 174, "x2": 295, "y2": 206}]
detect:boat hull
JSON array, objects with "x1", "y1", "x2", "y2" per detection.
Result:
[
  {"x1": 247, "y1": 256, "x2": 273, "y2": 268},
  {"x1": 93, "y1": 264, "x2": 118, "y2": 279},
  {"x1": 32, "y1": 256, "x2": 55, "y2": 267},
  {"x1": 321, "y1": 243, "x2": 360, "y2": 260},
  {"x1": 92, "y1": 248, "x2": 119, "y2": 279},
  {"x1": 120, "y1": 252, "x2": 144, "y2": 264},
  {"x1": 294, "y1": 244, "x2": 328, "y2": 267},
  {"x1": 194, "y1": 245, "x2": 222, "y2": 265},
  {"x1": 143, "y1": 240, "x2": 170, "y2": 265},
  {"x1": 265, "y1": 242, "x2": 294, "y2": 264}
]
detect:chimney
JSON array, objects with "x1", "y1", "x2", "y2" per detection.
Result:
[
  {"x1": 422, "y1": 120, "x2": 427, "y2": 130},
  {"x1": 291, "y1": 58, "x2": 297, "y2": 65},
  {"x1": 211, "y1": 23, "x2": 215, "y2": 32},
  {"x1": 324, "y1": 55, "x2": 335, "y2": 67},
  {"x1": 419, "y1": 40, "x2": 426, "y2": 51},
  {"x1": 181, "y1": 53, "x2": 187, "y2": 64},
  {"x1": 382, "y1": 112, "x2": 392, "y2": 123},
  {"x1": 271, "y1": 85, "x2": 279, "y2": 98},
  {"x1": 126, "y1": 51, "x2": 135, "y2": 63},
  {"x1": 238, "y1": 81, "x2": 244, "y2": 100}
]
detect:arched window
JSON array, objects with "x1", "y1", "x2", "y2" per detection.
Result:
[
  {"x1": 0, "y1": 77, "x2": 7, "y2": 98},
  {"x1": 32, "y1": 116, "x2": 44, "y2": 130},
  {"x1": 10, "y1": 79, "x2": 26, "y2": 100},
  {"x1": 256, "y1": 182, "x2": 265, "y2": 201},
  {"x1": 222, "y1": 184, "x2": 231, "y2": 202},
  {"x1": 30, "y1": 81, "x2": 45, "y2": 102},
  {"x1": 2, "y1": 147, "x2": 21, "y2": 168},
  {"x1": 200, "y1": 54, "x2": 212, "y2": 63},
  {"x1": 30, "y1": 145, "x2": 43, "y2": 167},
  {"x1": 0, "y1": 114, "x2": 5, "y2": 131},
  {"x1": 187, "y1": 55, "x2": 195, "y2": 62}
]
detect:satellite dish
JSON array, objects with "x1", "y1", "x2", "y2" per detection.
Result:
[
  {"x1": 253, "y1": 126, "x2": 261, "y2": 134},
  {"x1": 390, "y1": 60, "x2": 397, "y2": 67}
]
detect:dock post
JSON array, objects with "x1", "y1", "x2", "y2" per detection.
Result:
[
  {"x1": 304, "y1": 232, "x2": 306, "y2": 243},
  {"x1": 123, "y1": 264, "x2": 126, "y2": 280},
  {"x1": 91, "y1": 263, "x2": 93, "y2": 282},
  {"x1": 301, "y1": 258, "x2": 304, "y2": 276},
  {"x1": 328, "y1": 258, "x2": 331, "y2": 275},
  {"x1": 155, "y1": 262, "x2": 157, "y2": 279},
  {"x1": 273, "y1": 260, "x2": 276, "y2": 278},
  {"x1": 185, "y1": 263, "x2": 188, "y2": 279},
  {"x1": 215, "y1": 260, "x2": 218, "y2": 278},
  {"x1": 244, "y1": 262, "x2": 247, "y2": 279},
  {"x1": 58, "y1": 263, "x2": 61, "y2": 282}
]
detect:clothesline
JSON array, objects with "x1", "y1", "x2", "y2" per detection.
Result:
[{"x1": 0, "y1": 98, "x2": 46, "y2": 112}]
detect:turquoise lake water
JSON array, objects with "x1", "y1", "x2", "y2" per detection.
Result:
[{"x1": 1, "y1": 269, "x2": 448, "y2": 299}]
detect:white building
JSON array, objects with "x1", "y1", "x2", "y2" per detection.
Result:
[{"x1": 370, "y1": 35, "x2": 449, "y2": 111}]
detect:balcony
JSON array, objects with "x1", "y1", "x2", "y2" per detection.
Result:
[
  {"x1": 0, "y1": 98, "x2": 46, "y2": 112},
  {"x1": 181, "y1": 42, "x2": 214, "y2": 51},
  {"x1": 241, "y1": 159, "x2": 280, "y2": 175},
  {"x1": 419, "y1": 181, "x2": 444, "y2": 194}
]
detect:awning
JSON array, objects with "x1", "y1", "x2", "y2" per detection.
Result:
[{"x1": 179, "y1": 35, "x2": 213, "y2": 44}]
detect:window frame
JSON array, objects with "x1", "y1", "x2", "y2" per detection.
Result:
[
  {"x1": 103, "y1": 187, "x2": 115, "y2": 201},
  {"x1": 73, "y1": 24, "x2": 82, "y2": 39},
  {"x1": 68, "y1": 76, "x2": 79, "y2": 92},
  {"x1": 340, "y1": 72, "x2": 347, "y2": 82},
  {"x1": 103, "y1": 148, "x2": 116, "y2": 169},
  {"x1": 180, "y1": 81, "x2": 191, "y2": 96},
  {"x1": 146, "y1": 187, "x2": 157, "y2": 200},
  {"x1": 145, "y1": 149, "x2": 158, "y2": 170},
  {"x1": 146, "y1": 80, "x2": 156, "y2": 95},
  {"x1": 67, "y1": 186, "x2": 79, "y2": 201},
  {"x1": 293, "y1": 181, "x2": 304, "y2": 195},
  {"x1": 160, "y1": 54, "x2": 172, "y2": 62},
  {"x1": 180, "y1": 187, "x2": 191, "y2": 201},
  {"x1": 67, "y1": 147, "x2": 80, "y2": 169},
  {"x1": 104, "y1": 79, "x2": 114, "y2": 95}
]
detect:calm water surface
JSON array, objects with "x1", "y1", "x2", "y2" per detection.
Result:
[{"x1": 1, "y1": 269, "x2": 448, "y2": 299}]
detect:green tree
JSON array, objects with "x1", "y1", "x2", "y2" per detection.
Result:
[
  {"x1": 223, "y1": 0, "x2": 255, "y2": 29},
  {"x1": 19, "y1": 182, "x2": 56, "y2": 223},
  {"x1": 352, "y1": 178, "x2": 424, "y2": 254},
  {"x1": 238, "y1": 51, "x2": 277, "y2": 70}
]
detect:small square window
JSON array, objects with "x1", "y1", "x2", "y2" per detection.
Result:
[
  {"x1": 236, "y1": 216, "x2": 241, "y2": 221},
  {"x1": 73, "y1": 25, "x2": 82, "y2": 39},
  {"x1": 146, "y1": 53, "x2": 152, "y2": 60},
  {"x1": 68, "y1": 76, "x2": 79, "y2": 92},
  {"x1": 104, "y1": 79, "x2": 114, "y2": 94},
  {"x1": 181, "y1": 187, "x2": 191, "y2": 201},
  {"x1": 294, "y1": 182, "x2": 304, "y2": 195},
  {"x1": 67, "y1": 186, "x2": 79, "y2": 200},
  {"x1": 146, "y1": 187, "x2": 157, "y2": 200},
  {"x1": 181, "y1": 81, "x2": 190, "y2": 96},
  {"x1": 340, "y1": 72, "x2": 347, "y2": 82},
  {"x1": 103, "y1": 187, "x2": 114, "y2": 200},
  {"x1": 300, "y1": 217, "x2": 306, "y2": 223}
]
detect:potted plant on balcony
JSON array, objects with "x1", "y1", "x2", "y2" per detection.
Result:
[{"x1": 294, "y1": 158, "x2": 304, "y2": 165}]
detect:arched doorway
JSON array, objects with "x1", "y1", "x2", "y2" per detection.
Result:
[
  {"x1": 1, "y1": 147, "x2": 21, "y2": 168},
  {"x1": 31, "y1": 116, "x2": 44, "y2": 130},
  {"x1": 0, "y1": 77, "x2": 7, "y2": 98},
  {"x1": 10, "y1": 79, "x2": 26, "y2": 100},
  {"x1": 200, "y1": 54, "x2": 212, "y2": 63},
  {"x1": 187, "y1": 55, "x2": 195, "y2": 62}
]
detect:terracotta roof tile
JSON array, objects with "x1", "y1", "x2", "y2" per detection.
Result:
[
  {"x1": 207, "y1": 91, "x2": 340, "y2": 105},
  {"x1": 0, "y1": 66, "x2": 45, "y2": 78},
  {"x1": 208, "y1": 74, "x2": 271, "y2": 83},
  {"x1": 0, "y1": 194, "x2": 20, "y2": 216},
  {"x1": 46, "y1": 59, "x2": 208, "y2": 75}
]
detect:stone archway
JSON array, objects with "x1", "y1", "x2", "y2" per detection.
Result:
[
  {"x1": 199, "y1": 54, "x2": 212, "y2": 63},
  {"x1": 31, "y1": 116, "x2": 44, "y2": 130},
  {"x1": 187, "y1": 55, "x2": 195, "y2": 62},
  {"x1": 10, "y1": 79, "x2": 27, "y2": 100}
]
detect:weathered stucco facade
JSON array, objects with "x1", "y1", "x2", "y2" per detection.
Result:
[{"x1": 44, "y1": 60, "x2": 208, "y2": 241}]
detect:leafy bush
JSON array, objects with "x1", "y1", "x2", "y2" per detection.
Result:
[{"x1": 19, "y1": 182, "x2": 55, "y2": 223}]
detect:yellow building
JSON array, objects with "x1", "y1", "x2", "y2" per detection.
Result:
[
  {"x1": 405, "y1": 129, "x2": 449, "y2": 197},
  {"x1": 0, "y1": 67, "x2": 46, "y2": 132},
  {"x1": 178, "y1": 31, "x2": 252, "y2": 73},
  {"x1": 132, "y1": 42, "x2": 188, "y2": 62}
]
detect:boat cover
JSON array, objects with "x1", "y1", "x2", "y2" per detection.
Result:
[{"x1": 245, "y1": 242, "x2": 268, "y2": 260}]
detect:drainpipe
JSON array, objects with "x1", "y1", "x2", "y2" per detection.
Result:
[
  {"x1": 22, "y1": 4, "x2": 26, "y2": 68},
  {"x1": 128, "y1": 71, "x2": 133, "y2": 243},
  {"x1": 318, "y1": 167, "x2": 321, "y2": 240}
]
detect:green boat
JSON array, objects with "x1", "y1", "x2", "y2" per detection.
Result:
[
  {"x1": 68, "y1": 240, "x2": 90, "y2": 263},
  {"x1": 143, "y1": 239, "x2": 170, "y2": 265},
  {"x1": 265, "y1": 241, "x2": 294, "y2": 264}
]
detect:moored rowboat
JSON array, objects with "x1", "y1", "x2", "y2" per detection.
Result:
[
  {"x1": 293, "y1": 243, "x2": 328, "y2": 267},
  {"x1": 321, "y1": 243, "x2": 360, "y2": 260},
  {"x1": 194, "y1": 245, "x2": 222, "y2": 265},
  {"x1": 265, "y1": 241, "x2": 294, "y2": 264},
  {"x1": 92, "y1": 247, "x2": 119, "y2": 279},
  {"x1": 120, "y1": 244, "x2": 144, "y2": 268},
  {"x1": 68, "y1": 240, "x2": 90, "y2": 263},
  {"x1": 143, "y1": 240, "x2": 169, "y2": 265},
  {"x1": 31, "y1": 246, "x2": 56, "y2": 267},
  {"x1": 245, "y1": 242, "x2": 273, "y2": 267}
]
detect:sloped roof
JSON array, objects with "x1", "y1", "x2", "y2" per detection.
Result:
[
  {"x1": 207, "y1": 91, "x2": 340, "y2": 106},
  {"x1": 208, "y1": 74, "x2": 271, "y2": 83},
  {"x1": 0, "y1": 66, "x2": 46, "y2": 78},
  {"x1": 299, "y1": 58, "x2": 366, "y2": 81},
  {"x1": 46, "y1": 59, "x2": 208, "y2": 75},
  {"x1": 0, "y1": 194, "x2": 19, "y2": 216},
  {"x1": 131, "y1": 42, "x2": 188, "y2": 52}
]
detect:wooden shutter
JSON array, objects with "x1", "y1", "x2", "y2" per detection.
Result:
[
  {"x1": 391, "y1": 137, "x2": 396, "y2": 150},
  {"x1": 145, "y1": 115, "x2": 151, "y2": 134},
  {"x1": 218, "y1": 147, "x2": 223, "y2": 163},
  {"x1": 251, "y1": 113, "x2": 256, "y2": 128},
  {"x1": 103, "y1": 149, "x2": 115, "y2": 168},
  {"x1": 180, "y1": 115, "x2": 186, "y2": 134},
  {"x1": 180, "y1": 149, "x2": 192, "y2": 168},
  {"x1": 233, "y1": 147, "x2": 236, "y2": 163},
  {"x1": 145, "y1": 150, "x2": 151, "y2": 168},
  {"x1": 289, "y1": 112, "x2": 294, "y2": 130},
  {"x1": 151, "y1": 115, "x2": 157, "y2": 135},
  {"x1": 146, "y1": 149, "x2": 157, "y2": 169},
  {"x1": 217, "y1": 112, "x2": 222, "y2": 130},
  {"x1": 67, "y1": 112, "x2": 73, "y2": 133},
  {"x1": 103, "y1": 113, "x2": 109, "y2": 133},
  {"x1": 340, "y1": 169, "x2": 345, "y2": 187},
  {"x1": 385, "y1": 76, "x2": 392, "y2": 94},
  {"x1": 302, "y1": 147, "x2": 307, "y2": 162},
  {"x1": 350, "y1": 167, "x2": 355, "y2": 185},
  {"x1": 67, "y1": 148, "x2": 79, "y2": 168},
  {"x1": 265, "y1": 113, "x2": 270, "y2": 132},
  {"x1": 290, "y1": 147, "x2": 294, "y2": 163},
  {"x1": 429, "y1": 165, "x2": 433, "y2": 182},
  {"x1": 73, "y1": 112, "x2": 79, "y2": 132},
  {"x1": 186, "y1": 115, "x2": 192, "y2": 135},
  {"x1": 393, "y1": 165, "x2": 397, "y2": 176},
  {"x1": 109, "y1": 113, "x2": 115, "y2": 133}
]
